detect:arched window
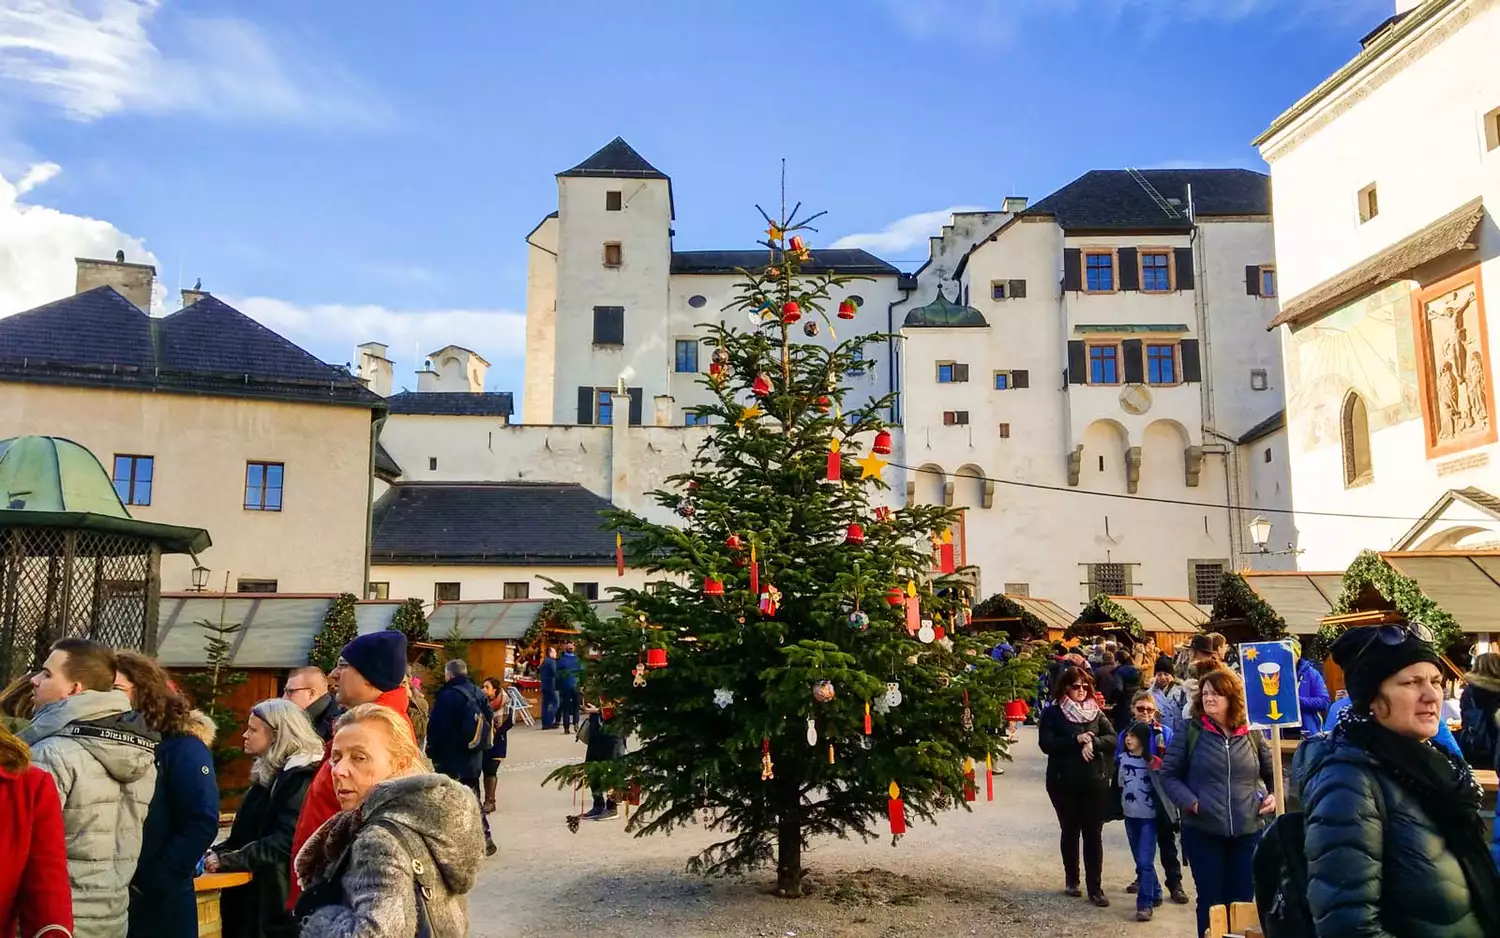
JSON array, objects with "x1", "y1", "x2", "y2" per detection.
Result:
[{"x1": 1342, "y1": 391, "x2": 1373, "y2": 487}]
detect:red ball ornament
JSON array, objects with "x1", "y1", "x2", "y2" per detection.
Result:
[
  {"x1": 703, "y1": 576, "x2": 725, "y2": 597},
  {"x1": 645, "y1": 647, "x2": 668, "y2": 669},
  {"x1": 752, "y1": 374, "x2": 773, "y2": 397},
  {"x1": 837, "y1": 298, "x2": 857, "y2": 320},
  {"x1": 725, "y1": 534, "x2": 744, "y2": 551},
  {"x1": 845, "y1": 523, "x2": 865, "y2": 545},
  {"x1": 782, "y1": 301, "x2": 801, "y2": 324},
  {"x1": 817, "y1": 395, "x2": 831, "y2": 413},
  {"x1": 887, "y1": 587, "x2": 906, "y2": 607}
]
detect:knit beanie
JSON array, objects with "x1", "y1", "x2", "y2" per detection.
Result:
[
  {"x1": 1330, "y1": 625, "x2": 1441, "y2": 711},
  {"x1": 340, "y1": 631, "x2": 408, "y2": 693},
  {"x1": 1154, "y1": 657, "x2": 1175, "y2": 676}
]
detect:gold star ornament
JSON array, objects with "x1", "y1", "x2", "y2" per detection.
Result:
[
  {"x1": 738, "y1": 404, "x2": 762, "y2": 427},
  {"x1": 855, "y1": 451, "x2": 889, "y2": 480}
]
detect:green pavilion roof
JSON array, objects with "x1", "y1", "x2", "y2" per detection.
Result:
[{"x1": 903, "y1": 288, "x2": 988, "y2": 328}]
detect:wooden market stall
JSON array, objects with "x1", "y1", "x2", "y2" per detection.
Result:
[
  {"x1": 1234, "y1": 570, "x2": 1344, "y2": 636},
  {"x1": 1066, "y1": 595, "x2": 1208, "y2": 654},
  {"x1": 969, "y1": 593, "x2": 1074, "y2": 643}
]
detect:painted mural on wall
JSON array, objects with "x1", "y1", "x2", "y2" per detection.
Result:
[
  {"x1": 1285, "y1": 281, "x2": 1420, "y2": 454},
  {"x1": 1415, "y1": 270, "x2": 1494, "y2": 457}
]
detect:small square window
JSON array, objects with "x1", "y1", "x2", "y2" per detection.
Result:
[
  {"x1": 603, "y1": 242, "x2": 622, "y2": 267},
  {"x1": 606, "y1": 190, "x2": 622, "y2": 211},
  {"x1": 244, "y1": 461, "x2": 284, "y2": 511},
  {"x1": 502, "y1": 582, "x2": 530, "y2": 600},
  {"x1": 675, "y1": 339, "x2": 699, "y2": 373},
  {"x1": 943, "y1": 410, "x2": 970, "y2": 426},
  {"x1": 1085, "y1": 252, "x2": 1115, "y2": 292},
  {"x1": 1259, "y1": 266, "x2": 1277, "y2": 298},
  {"x1": 1358, "y1": 183, "x2": 1379, "y2": 223},
  {"x1": 997, "y1": 422, "x2": 1011, "y2": 438},
  {"x1": 1251, "y1": 369, "x2": 1269, "y2": 391},
  {"x1": 991, "y1": 281, "x2": 1007, "y2": 301},
  {"x1": 592, "y1": 306, "x2": 625, "y2": 345},
  {"x1": 993, "y1": 371, "x2": 1011, "y2": 390},
  {"x1": 1147, "y1": 344, "x2": 1177, "y2": 385},
  {"x1": 367, "y1": 582, "x2": 389, "y2": 600},
  {"x1": 1190, "y1": 561, "x2": 1228, "y2": 605},
  {"x1": 684, "y1": 412, "x2": 710, "y2": 426},
  {"x1": 937, "y1": 362, "x2": 953, "y2": 383},
  {"x1": 1088, "y1": 345, "x2": 1119, "y2": 385},
  {"x1": 237, "y1": 579, "x2": 278, "y2": 594},
  {"x1": 596, "y1": 390, "x2": 613, "y2": 426},
  {"x1": 435, "y1": 582, "x2": 461, "y2": 603},
  {"x1": 1003, "y1": 582, "x2": 1029, "y2": 597},
  {"x1": 572, "y1": 582, "x2": 599, "y2": 601},
  {"x1": 112, "y1": 454, "x2": 154, "y2": 506},
  {"x1": 1086, "y1": 562, "x2": 1130, "y2": 596},
  {"x1": 1140, "y1": 252, "x2": 1172, "y2": 292}
]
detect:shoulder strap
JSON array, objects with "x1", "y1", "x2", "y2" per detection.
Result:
[
  {"x1": 1186, "y1": 720, "x2": 1200, "y2": 758},
  {"x1": 372, "y1": 821, "x2": 435, "y2": 938}
]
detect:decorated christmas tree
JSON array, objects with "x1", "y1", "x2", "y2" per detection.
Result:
[{"x1": 547, "y1": 202, "x2": 1030, "y2": 896}]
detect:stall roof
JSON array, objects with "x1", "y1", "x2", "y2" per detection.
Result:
[
  {"x1": 1238, "y1": 572, "x2": 1344, "y2": 634},
  {"x1": 156, "y1": 594, "x2": 403, "y2": 668},
  {"x1": 1379, "y1": 550, "x2": 1500, "y2": 634},
  {"x1": 426, "y1": 599, "x2": 623, "y2": 641},
  {"x1": 1007, "y1": 595, "x2": 1077, "y2": 632},
  {"x1": 1109, "y1": 596, "x2": 1211, "y2": 633}
]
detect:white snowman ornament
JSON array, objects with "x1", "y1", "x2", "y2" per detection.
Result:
[
  {"x1": 884, "y1": 682, "x2": 903, "y2": 708},
  {"x1": 917, "y1": 620, "x2": 935, "y2": 644}
]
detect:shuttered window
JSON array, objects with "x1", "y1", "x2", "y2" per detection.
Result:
[
  {"x1": 1147, "y1": 344, "x2": 1177, "y2": 384},
  {"x1": 1117, "y1": 247, "x2": 1139, "y2": 291},
  {"x1": 1088, "y1": 345, "x2": 1119, "y2": 385},
  {"x1": 1180, "y1": 339, "x2": 1202, "y2": 383},
  {"x1": 1174, "y1": 248, "x2": 1195, "y2": 289},
  {"x1": 1141, "y1": 252, "x2": 1171, "y2": 292},
  {"x1": 593, "y1": 306, "x2": 625, "y2": 345},
  {"x1": 1122, "y1": 339, "x2": 1145, "y2": 385},
  {"x1": 1085, "y1": 252, "x2": 1115, "y2": 292},
  {"x1": 942, "y1": 411, "x2": 970, "y2": 426},
  {"x1": 937, "y1": 362, "x2": 969, "y2": 383}
]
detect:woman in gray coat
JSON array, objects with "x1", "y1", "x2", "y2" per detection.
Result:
[
  {"x1": 1160, "y1": 667, "x2": 1276, "y2": 937},
  {"x1": 293, "y1": 704, "x2": 484, "y2": 938}
]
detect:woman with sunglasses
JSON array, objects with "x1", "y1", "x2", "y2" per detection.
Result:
[
  {"x1": 1037, "y1": 665, "x2": 1116, "y2": 906},
  {"x1": 1296, "y1": 625, "x2": 1500, "y2": 937}
]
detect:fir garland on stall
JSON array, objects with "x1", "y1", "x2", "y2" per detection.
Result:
[
  {"x1": 307, "y1": 592, "x2": 359, "y2": 673},
  {"x1": 1329, "y1": 549, "x2": 1461, "y2": 654},
  {"x1": 1067, "y1": 593, "x2": 1145, "y2": 640},
  {"x1": 970, "y1": 592, "x2": 1048, "y2": 642},
  {"x1": 1209, "y1": 572, "x2": 1289, "y2": 641}
]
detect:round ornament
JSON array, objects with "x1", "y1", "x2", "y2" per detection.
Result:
[
  {"x1": 812, "y1": 680, "x2": 836, "y2": 703},
  {"x1": 712, "y1": 347, "x2": 730, "y2": 365},
  {"x1": 802, "y1": 320, "x2": 819, "y2": 337},
  {"x1": 677, "y1": 503, "x2": 695, "y2": 518},
  {"x1": 847, "y1": 610, "x2": 870, "y2": 631}
]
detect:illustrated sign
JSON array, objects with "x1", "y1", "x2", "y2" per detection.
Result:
[{"x1": 1239, "y1": 640, "x2": 1302, "y2": 729}]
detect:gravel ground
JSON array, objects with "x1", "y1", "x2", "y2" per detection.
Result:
[{"x1": 468, "y1": 725, "x2": 1200, "y2": 937}]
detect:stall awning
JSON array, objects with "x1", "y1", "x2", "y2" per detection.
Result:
[
  {"x1": 426, "y1": 599, "x2": 623, "y2": 641},
  {"x1": 1379, "y1": 551, "x2": 1500, "y2": 635},
  {"x1": 1110, "y1": 597, "x2": 1210, "y2": 633},
  {"x1": 1238, "y1": 572, "x2": 1344, "y2": 634},
  {"x1": 157, "y1": 594, "x2": 404, "y2": 668},
  {"x1": 1008, "y1": 595, "x2": 1077, "y2": 632}
]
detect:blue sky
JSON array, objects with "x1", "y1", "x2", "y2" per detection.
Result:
[{"x1": 0, "y1": 0, "x2": 1391, "y2": 399}]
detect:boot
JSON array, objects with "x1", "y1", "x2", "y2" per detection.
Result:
[{"x1": 483, "y1": 775, "x2": 497, "y2": 814}]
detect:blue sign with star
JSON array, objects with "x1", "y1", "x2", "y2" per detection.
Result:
[{"x1": 1239, "y1": 640, "x2": 1301, "y2": 729}]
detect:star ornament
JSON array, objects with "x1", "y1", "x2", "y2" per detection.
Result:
[
  {"x1": 855, "y1": 451, "x2": 889, "y2": 480},
  {"x1": 738, "y1": 404, "x2": 762, "y2": 427}
]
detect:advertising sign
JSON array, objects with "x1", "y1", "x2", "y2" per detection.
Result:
[{"x1": 1239, "y1": 640, "x2": 1302, "y2": 730}]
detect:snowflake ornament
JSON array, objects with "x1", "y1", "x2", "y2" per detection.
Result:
[{"x1": 713, "y1": 688, "x2": 734, "y2": 709}]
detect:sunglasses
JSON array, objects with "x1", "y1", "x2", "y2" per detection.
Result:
[
  {"x1": 1349, "y1": 623, "x2": 1434, "y2": 663},
  {"x1": 1134, "y1": 705, "x2": 1157, "y2": 713}
]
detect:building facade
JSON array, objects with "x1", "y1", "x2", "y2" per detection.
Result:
[
  {"x1": 1, "y1": 256, "x2": 384, "y2": 594},
  {"x1": 1256, "y1": 0, "x2": 1500, "y2": 568}
]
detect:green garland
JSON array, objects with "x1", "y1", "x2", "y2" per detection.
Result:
[
  {"x1": 1329, "y1": 549, "x2": 1462, "y2": 654},
  {"x1": 387, "y1": 597, "x2": 429, "y2": 644},
  {"x1": 1209, "y1": 572, "x2": 1289, "y2": 641},
  {"x1": 970, "y1": 592, "x2": 1048, "y2": 641},
  {"x1": 307, "y1": 593, "x2": 358, "y2": 673},
  {"x1": 1067, "y1": 593, "x2": 1144, "y2": 639}
]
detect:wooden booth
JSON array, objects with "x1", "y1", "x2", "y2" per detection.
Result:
[{"x1": 1067, "y1": 595, "x2": 1208, "y2": 655}]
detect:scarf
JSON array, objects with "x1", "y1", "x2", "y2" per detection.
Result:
[
  {"x1": 1060, "y1": 696, "x2": 1101, "y2": 725},
  {"x1": 1341, "y1": 712, "x2": 1500, "y2": 934}
]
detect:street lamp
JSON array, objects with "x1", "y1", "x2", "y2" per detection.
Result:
[
  {"x1": 1247, "y1": 516, "x2": 1302, "y2": 556},
  {"x1": 190, "y1": 565, "x2": 210, "y2": 592}
]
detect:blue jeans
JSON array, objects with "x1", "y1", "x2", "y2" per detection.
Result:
[
  {"x1": 1123, "y1": 818, "x2": 1160, "y2": 910},
  {"x1": 1181, "y1": 826, "x2": 1261, "y2": 937}
]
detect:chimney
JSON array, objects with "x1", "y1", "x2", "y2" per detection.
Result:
[
  {"x1": 653, "y1": 395, "x2": 674, "y2": 427},
  {"x1": 1002, "y1": 196, "x2": 1029, "y2": 213},
  {"x1": 75, "y1": 252, "x2": 156, "y2": 312},
  {"x1": 181, "y1": 288, "x2": 210, "y2": 308},
  {"x1": 357, "y1": 342, "x2": 394, "y2": 397},
  {"x1": 416, "y1": 359, "x2": 440, "y2": 392}
]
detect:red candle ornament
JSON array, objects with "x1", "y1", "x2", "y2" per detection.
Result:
[
  {"x1": 938, "y1": 529, "x2": 956, "y2": 574},
  {"x1": 963, "y1": 758, "x2": 977, "y2": 802},
  {"x1": 888, "y1": 781, "x2": 906, "y2": 836},
  {"x1": 749, "y1": 543, "x2": 759, "y2": 597},
  {"x1": 837, "y1": 298, "x2": 857, "y2": 320},
  {"x1": 782, "y1": 301, "x2": 801, "y2": 323},
  {"x1": 845, "y1": 523, "x2": 865, "y2": 545},
  {"x1": 645, "y1": 647, "x2": 667, "y2": 669},
  {"x1": 826, "y1": 439, "x2": 842, "y2": 482},
  {"x1": 905, "y1": 595, "x2": 921, "y2": 635},
  {"x1": 703, "y1": 576, "x2": 724, "y2": 597},
  {"x1": 864, "y1": 699, "x2": 873, "y2": 736},
  {"x1": 985, "y1": 753, "x2": 995, "y2": 802},
  {"x1": 616, "y1": 532, "x2": 625, "y2": 576},
  {"x1": 752, "y1": 374, "x2": 772, "y2": 397}
]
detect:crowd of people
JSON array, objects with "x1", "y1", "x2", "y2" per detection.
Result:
[
  {"x1": 1, "y1": 629, "x2": 518, "y2": 938},
  {"x1": 1033, "y1": 629, "x2": 1500, "y2": 934}
]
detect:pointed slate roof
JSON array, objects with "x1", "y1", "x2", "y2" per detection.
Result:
[
  {"x1": 558, "y1": 137, "x2": 668, "y2": 179},
  {"x1": 1022, "y1": 169, "x2": 1270, "y2": 232},
  {"x1": 0, "y1": 287, "x2": 382, "y2": 408},
  {"x1": 370, "y1": 482, "x2": 618, "y2": 565},
  {"x1": 903, "y1": 287, "x2": 987, "y2": 328},
  {"x1": 671, "y1": 248, "x2": 899, "y2": 276}
]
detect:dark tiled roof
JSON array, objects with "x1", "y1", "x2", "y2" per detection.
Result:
[
  {"x1": 386, "y1": 391, "x2": 514, "y2": 417},
  {"x1": 903, "y1": 288, "x2": 987, "y2": 328},
  {"x1": 0, "y1": 288, "x2": 382, "y2": 408},
  {"x1": 671, "y1": 249, "x2": 900, "y2": 276},
  {"x1": 374, "y1": 441, "x2": 402, "y2": 479},
  {"x1": 558, "y1": 137, "x2": 667, "y2": 179},
  {"x1": 370, "y1": 482, "x2": 617, "y2": 565},
  {"x1": 1238, "y1": 410, "x2": 1285, "y2": 444},
  {"x1": 1022, "y1": 169, "x2": 1271, "y2": 232}
]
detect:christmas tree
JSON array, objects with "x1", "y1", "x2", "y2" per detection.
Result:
[
  {"x1": 547, "y1": 202, "x2": 1031, "y2": 896},
  {"x1": 307, "y1": 592, "x2": 358, "y2": 673}
]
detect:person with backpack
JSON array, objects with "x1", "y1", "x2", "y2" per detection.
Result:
[
  {"x1": 1458, "y1": 652, "x2": 1500, "y2": 770},
  {"x1": 1160, "y1": 668, "x2": 1276, "y2": 938},
  {"x1": 424, "y1": 659, "x2": 497, "y2": 857},
  {"x1": 1291, "y1": 625, "x2": 1500, "y2": 937}
]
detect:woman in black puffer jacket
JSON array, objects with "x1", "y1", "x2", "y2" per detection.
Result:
[
  {"x1": 1295, "y1": 625, "x2": 1500, "y2": 938},
  {"x1": 1037, "y1": 665, "x2": 1115, "y2": 907}
]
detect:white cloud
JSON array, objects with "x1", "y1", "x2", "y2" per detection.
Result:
[
  {"x1": 0, "y1": 0, "x2": 385, "y2": 124},
  {"x1": 830, "y1": 205, "x2": 986, "y2": 256}
]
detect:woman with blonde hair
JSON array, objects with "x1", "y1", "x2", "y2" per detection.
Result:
[
  {"x1": 0, "y1": 719, "x2": 71, "y2": 936},
  {"x1": 0, "y1": 671, "x2": 35, "y2": 734},
  {"x1": 115, "y1": 650, "x2": 220, "y2": 938},
  {"x1": 206, "y1": 698, "x2": 324, "y2": 938},
  {"x1": 294, "y1": 703, "x2": 483, "y2": 938}
]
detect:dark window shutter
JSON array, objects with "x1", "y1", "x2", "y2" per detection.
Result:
[
  {"x1": 627, "y1": 387, "x2": 643, "y2": 425},
  {"x1": 953, "y1": 363, "x2": 970, "y2": 383},
  {"x1": 1012, "y1": 369, "x2": 1029, "y2": 389},
  {"x1": 593, "y1": 306, "x2": 625, "y2": 345},
  {"x1": 577, "y1": 386, "x2": 593, "y2": 424},
  {"x1": 1009, "y1": 279, "x2": 1027, "y2": 299},
  {"x1": 956, "y1": 411, "x2": 970, "y2": 425},
  {"x1": 1181, "y1": 339, "x2": 1202, "y2": 382},
  {"x1": 1122, "y1": 339, "x2": 1145, "y2": 384},
  {"x1": 1117, "y1": 248, "x2": 1139, "y2": 291},
  {"x1": 1067, "y1": 340, "x2": 1087, "y2": 384},
  {"x1": 1245, "y1": 265, "x2": 1261, "y2": 296},
  {"x1": 1175, "y1": 248, "x2": 1195, "y2": 290},
  {"x1": 1063, "y1": 249, "x2": 1082, "y2": 292}
]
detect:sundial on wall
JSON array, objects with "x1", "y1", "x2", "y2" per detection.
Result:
[{"x1": 1119, "y1": 384, "x2": 1153, "y2": 416}]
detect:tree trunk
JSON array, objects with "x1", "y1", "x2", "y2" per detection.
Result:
[{"x1": 775, "y1": 781, "x2": 804, "y2": 897}]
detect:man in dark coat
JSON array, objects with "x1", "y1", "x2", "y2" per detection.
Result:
[
  {"x1": 426, "y1": 659, "x2": 496, "y2": 856},
  {"x1": 283, "y1": 666, "x2": 342, "y2": 743},
  {"x1": 539, "y1": 648, "x2": 559, "y2": 729},
  {"x1": 557, "y1": 644, "x2": 583, "y2": 734}
]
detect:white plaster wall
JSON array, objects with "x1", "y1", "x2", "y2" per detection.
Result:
[
  {"x1": 551, "y1": 175, "x2": 673, "y2": 422},
  {"x1": 1240, "y1": 427, "x2": 1298, "y2": 571},
  {"x1": 368, "y1": 563, "x2": 653, "y2": 607},
  {"x1": 523, "y1": 215, "x2": 559, "y2": 424},
  {"x1": 1196, "y1": 219, "x2": 1285, "y2": 439}
]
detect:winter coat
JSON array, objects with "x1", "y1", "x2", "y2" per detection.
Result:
[
  {"x1": 128, "y1": 719, "x2": 220, "y2": 938},
  {"x1": 487, "y1": 697, "x2": 513, "y2": 761},
  {"x1": 294, "y1": 773, "x2": 484, "y2": 938},
  {"x1": 22, "y1": 689, "x2": 160, "y2": 938},
  {"x1": 306, "y1": 694, "x2": 343, "y2": 744},
  {"x1": 583, "y1": 711, "x2": 625, "y2": 764},
  {"x1": 215, "y1": 754, "x2": 318, "y2": 938},
  {"x1": 1036, "y1": 704, "x2": 1115, "y2": 793},
  {"x1": 288, "y1": 685, "x2": 411, "y2": 909},
  {"x1": 539, "y1": 656, "x2": 557, "y2": 692},
  {"x1": 1296, "y1": 733, "x2": 1493, "y2": 938},
  {"x1": 1159, "y1": 716, "x2": 1272, "y2": 839},
  {"x1": 1297, "y1": 658, "x2": 1332, "y2": 736},
  {"x1": 1458, "y1": 680, "x2": 1500, "y2": 767},
  {"x1": 0, "y1": 764, "x2": 72, "y2": 938},
  {"x1": 1153, "y1": 681, "x2": 1189, "y2": 732},
  {"x1": 557, "y1": 652, "x2": 582, "y2": 691},
  {"x1": 1327, "y1": 696, "x2": 1466, "y2": 760},
  {"x1": 426, "y1": 677, "x2": 486, "y2": 780}
]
